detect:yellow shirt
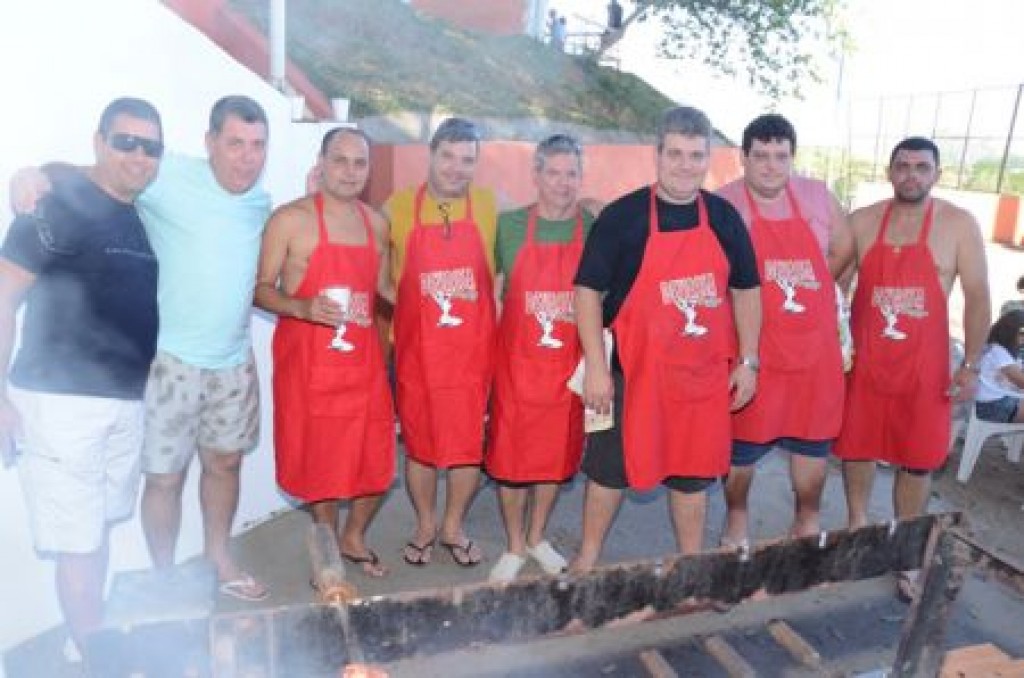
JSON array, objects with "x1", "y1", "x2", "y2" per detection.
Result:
[{"x1": 385, "y1": 185, "x2": 498, "y2": 284}]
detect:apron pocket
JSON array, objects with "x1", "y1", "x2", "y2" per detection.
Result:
[
  {"x1": 421, "y1": 334, "x2": 490, "y2": 388},
  {"x1": 308, "y1": 365, "x2": 368, "y2": 417},
  {"x1": 762, "y1": 322, "x2": 825, "y2": 372},
  {"x1": 661, "y1": 361, "x2": 725, "y2": 402},
  {"x1": 509, "y1": 353, "x2": 575, "y2": 405}
]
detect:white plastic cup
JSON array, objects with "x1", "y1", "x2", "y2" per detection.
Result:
[{"x1": 322, "y1": 286, "x2": 352, "y2": 312}]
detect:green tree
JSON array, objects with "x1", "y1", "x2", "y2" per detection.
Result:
[{"x1": 598, "y1": 0, "x2": 845, "y2": 100}]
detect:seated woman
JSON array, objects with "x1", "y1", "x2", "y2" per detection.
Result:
[
  {"x1": 998, "y1": 274, "x2": 1024, "y2": 316},
  {"x1": 976, "y1": 309, "x2": 1024, "y2": 423}
]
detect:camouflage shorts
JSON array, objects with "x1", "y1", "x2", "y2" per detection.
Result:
[{"x1": 142, "y1": 350, "x2": 260, "y2": 474}]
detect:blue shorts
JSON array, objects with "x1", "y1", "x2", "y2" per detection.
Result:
[
  {"x1": 731, "y1": 437, "x2": 831, "y2": 467},
  {"x1": 976, "y1": 396, "x2": 1019, "y2": 424}
]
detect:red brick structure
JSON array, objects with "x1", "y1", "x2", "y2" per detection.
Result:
[{"x1": 410, "y1": 0, "x2": 529, "y2": 35}]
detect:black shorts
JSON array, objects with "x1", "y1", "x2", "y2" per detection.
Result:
[{"x1": 581, "y1": 370, "x2": 716, "y2": 494}]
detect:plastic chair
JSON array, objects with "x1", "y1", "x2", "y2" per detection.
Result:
[{"x1": 955, "y1": 405, "x2": 1024, "y2": 483}]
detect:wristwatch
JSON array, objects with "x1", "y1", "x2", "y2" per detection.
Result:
[
  {"x1": 959, "y1": 360, "x2": 980, "y2": 374},
  {"x1": 738, "y1": 356, "x2": 760, "y2": 372}
]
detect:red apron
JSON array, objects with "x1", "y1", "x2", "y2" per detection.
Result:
[
  {"x1": 272, "y1": 194, "x2": 396, "y2": 502},
  {"x1": 731, "y1": 185, "x2": 844, "y2": 442},
  {"x1": 394, "y1": 184, "x2": 497, "y2": 467},
  {"x1": 835, "y1": 200, "x2": 950, "y2": 469},
  {"x1": 485, "y1": 207, "x2": 584, "y2": 483},
  {"x1": 613, "y1": 188, "x2": 736, "y2": 490}
]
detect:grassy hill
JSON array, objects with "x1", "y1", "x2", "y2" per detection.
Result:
[{"x1": 230, "y1": 0, "x2": 675, "y2": 134}]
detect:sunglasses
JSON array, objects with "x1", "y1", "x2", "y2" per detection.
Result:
[
  {"x1": 438, "y1": 201, "x2": 453, "y2": 240},
  {"x1": 107, "y1": 133, "x2": 164, "y2": 158}
]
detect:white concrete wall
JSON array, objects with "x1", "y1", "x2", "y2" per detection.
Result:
[
  {"x1": 853, "y1": 181, "x2": 1001, "y2": 230},
  {"x1": 0, "y1": 0, "x2": 343, "y2": 654}
]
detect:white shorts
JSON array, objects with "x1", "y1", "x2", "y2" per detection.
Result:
[{"x1": 12, "y1": 387, "x2": 144, "y2": 554}]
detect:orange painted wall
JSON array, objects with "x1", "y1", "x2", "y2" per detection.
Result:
[
  {"x1": 366, "y1": 143, "x2": 742, "y2": 208},
  {"x1": 410, "y1": 0, "x2": 527, "y2": 35}
]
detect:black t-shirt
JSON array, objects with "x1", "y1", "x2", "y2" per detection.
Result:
[
  {"x1": 574, "y1": 186, "x2": 760, "y2": 326},
  {"x1": 2, "y1": 172, "x2": 159, "y2": 399}
]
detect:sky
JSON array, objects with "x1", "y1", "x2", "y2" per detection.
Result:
[{"x1": 555, "y1": 0, "x2": 1024, "y2": 147}]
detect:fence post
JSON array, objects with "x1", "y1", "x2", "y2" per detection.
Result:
[
  {"x1": 871, "y1": 97, "x2": 884, "y2": 181},
  {"x1": 956, "y1": 89, "x2": 978, "y2": 190},
  {"x1": 997, "y1": 83, "x2": 1024, "y2": 194}
]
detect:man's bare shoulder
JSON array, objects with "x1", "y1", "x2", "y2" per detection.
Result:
[
  {"x1": 363, "y1": 201, "x2": 389, "y2": 236},
  {"x1": 932, "y1": 197, "x2": 979, "y2": 230},
  {"x1": 266, "y1": 195, "x2": 317, "y2": 233},
  {"x1": 848, "y1": 199, "x2": 887, "y2": 229}
]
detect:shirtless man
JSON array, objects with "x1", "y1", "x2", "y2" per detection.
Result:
[
  {"x1": 255, "y1": 128, "x2": 395, "y2": 576},
  {"x1": 834, "y1": 137, "x2": 990, "y2": 543}
]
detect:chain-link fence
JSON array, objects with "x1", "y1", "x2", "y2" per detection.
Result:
[{"x1": 845, "y1": 84, "x2": 1024, "y2": 197}]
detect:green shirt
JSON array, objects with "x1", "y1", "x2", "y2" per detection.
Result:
[{"x1": 495, "y1": 206, "x2": 595, "y2": 296}]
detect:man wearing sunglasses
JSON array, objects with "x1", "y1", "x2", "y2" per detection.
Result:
[
  {"x1": 0, "y1": 97, "x2": 162, "y2": 656},
  {"x1": 384, "y1": 118, "x2": 499, "y2": 568},
  {"x1": 11, "y1": 95, "x2": 272, "y2": 603}
]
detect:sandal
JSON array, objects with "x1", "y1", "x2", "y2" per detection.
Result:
[
  {"x1": 441, "y1": 539, "x2": 482, "y2": 567},
  {"x1": 341, "y1": 550, "x2": 387, "y2": 578},
  {"x1": 218, "y1": 572, "x2": 269, "y2": 602},
  {"x1": 402, "y1": 538, "x2": 435, "y2": 566}
]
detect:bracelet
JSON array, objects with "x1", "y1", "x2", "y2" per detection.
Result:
[
  {"x1": 738, "y1": 356, "x2": 760, "y2": 372},
  {"x1": 959, "y1": 361, "x2": 980, "y2": 374}
]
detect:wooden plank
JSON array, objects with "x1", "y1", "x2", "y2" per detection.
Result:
[
  {"x1": 767, "y1": 619, "x2": 821, "y2": 668},
  {"x1": 950, "y1": 530, "x2": 1024, "y2": 597},
  {"x1": 307, "y1": 523, "x2": 357, "y2": 604},
  {"x1": 702, "y1": 635, "x2": 755, "y2": 678},
  {"x1": 894, "y1": 525, "x2": 972, "y2": 677},
  {"x1": 638, "y1": 648, "x2": 678, "y2": 678}
]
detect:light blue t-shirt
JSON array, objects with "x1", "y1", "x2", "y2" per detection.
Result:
[{"x1": 138, "y1": 153, "x2": 271, "y2": 369}]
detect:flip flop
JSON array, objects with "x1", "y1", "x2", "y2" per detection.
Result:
[
  {"x1": 341, "y1": 550, "x2": 387, "y2": 578},
  {"x1": 403, "y1": 538, "x2": 435, "y2": 566},
  {"x1": 218, "y1": 573, "x2": 269, "y2": 602},
  {"x1": 719, "y1": 536, "x2": 751, "y2": 553},
  {"x1": 441, "y1": 539, "x2": 482, "y2": 567}
]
